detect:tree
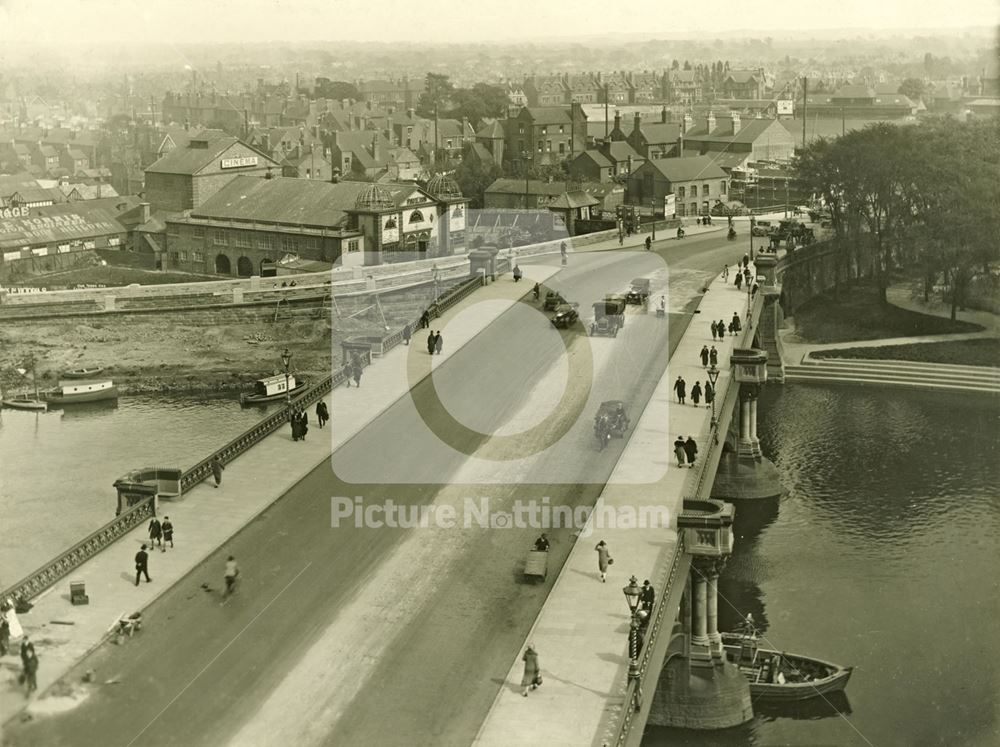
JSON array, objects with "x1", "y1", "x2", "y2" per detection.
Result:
[
  {"x1": 416, "y1": 73, "x2": 454, "y2": 119},
  {"x1": 898, "y1": 78, "x2": 926, "y2": 102},
  {"x1": 454, "y1": 154, "x2": 503, "y2": 209},
  {"x1": 683, "y1": 60, "x2": 692, "y2": 71},
  {"x1": 671, "y1": 60, "x2": 680, "y2": 71},
  {"x1": 448, "y1": 83, "x2": 509, "y2": 126},
  {"x1": 313, "y1": 78, "x2": 361, "y2": 102}
]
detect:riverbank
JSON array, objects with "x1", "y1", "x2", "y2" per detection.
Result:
[
  {"x1": 811, "y1": 338, "x2": 1000, "y2": 367},
  {"x1": 0, "y1": 311, "x2": 389, "y2": 397}
]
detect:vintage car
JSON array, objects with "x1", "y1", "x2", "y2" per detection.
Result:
[
  {"x1": 551, "y1": 303, "x2": 580, "y2": 328},
  {"x1": 543, "y1": 290, "x2": 568, "y2": 311},
  {"x1": 594, "y1": 400, "x2": 630, "y2": 450},
  {"x1": 751, "y1": 220, "x2": 774, "y2": 237},
  {"x1": 590, "y1": 296, "x2": 627, "y2": 337},
  {"x1": 625, "y1": 278, "x2": 650, "y2": 305}
]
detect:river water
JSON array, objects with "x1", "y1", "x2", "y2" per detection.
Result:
[
  {"x1": 644, "y1": 384, "x2": 1000, "y2": 747},
  {"x1": 0, "y1": 396, "x2": 280, "y2": 583}
]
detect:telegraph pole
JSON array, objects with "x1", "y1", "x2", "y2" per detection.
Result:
[{"x1": 801, "y1": 76, "x2": 808, "y2": 149}]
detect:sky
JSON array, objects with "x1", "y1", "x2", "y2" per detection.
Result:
[{"x1": 0, "y1": 0, "x2": 996, "y2": 46}]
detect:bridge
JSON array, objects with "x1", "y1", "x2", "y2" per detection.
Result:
[{"x1": 2, "y1": 228, "x2": 794, "y2": 745}]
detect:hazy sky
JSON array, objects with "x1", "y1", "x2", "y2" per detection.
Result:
[{"x1": 0, "y1": 0, "x2": 996, "y2": 45}]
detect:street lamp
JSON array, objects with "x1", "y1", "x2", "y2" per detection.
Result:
[
  {"x1": 650, "y1": 201, "x2": 656, "y2": 241},
  {"x1": 622, "y1": 575, "x2": 641, "y2": 685},
  {"x1": 521, "y1": 151, "x2": 532, "y2": 209},
  {"x1": 431, "y1": 263, "x2": 440, "y2": 300},
  {"x1": 746, "y1": 282, "x2": 753, "y2": 329},
  {"x1": 707, "y1": 363, "x2": 720, "y2": 427},
  {"x1": 280, "y1": 347, "x2": 292, "y2": 405}
]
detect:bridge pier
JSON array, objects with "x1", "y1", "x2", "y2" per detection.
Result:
[
  {"x1": 647, "y1": 500, "x2": 753, "y2": 729},
  {"x1": 711, "y1": 349, "x2": 782, "y2": 501}
]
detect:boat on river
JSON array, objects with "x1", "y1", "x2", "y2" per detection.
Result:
[
  {"x1": 2, "y1": 359, "x2": 47, "y2": 411},
  {"x1": 722, "y1": 617, "x2": 853, "y2": 702},
  {"x1": 240, "y1": 374, "x2": 307, "y2": 405},
  {"x1": 46, "y1": 379, "x2": 119, "y2": 405},
  {"x1": 62, "y1": 366, "x2": 105, "y2": 379}
]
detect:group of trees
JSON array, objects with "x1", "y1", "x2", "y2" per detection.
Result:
[
  {"x1": 794, "y1": 118, "x2": 1000, "y2": 318},
  {"x1": 415, "y1": 73, "x2": 508, "y2": 124}
]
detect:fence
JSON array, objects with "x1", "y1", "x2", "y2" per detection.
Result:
[{"x1": 0, "y1": 270, "x2": 490, "y2": 605}]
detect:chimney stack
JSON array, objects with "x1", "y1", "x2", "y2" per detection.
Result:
[
  {"x1": 731, "y1": 111, "x2": 741, "y2": 134},
  {"x1": 140, "y1": 202, "x2": 151, "y2": 224},
  {"x1": 707, "y1": 111, "x2": 716, "y2": 132},
  {"x1": 613, "y1": 110, "x2": 621, "y2": 133},
  {"x1": 683, "y1": 112, "x2": 693, "y2": 133},
  {"x1": 633, "y1": 112, "x2": 641, "y2": 134}
]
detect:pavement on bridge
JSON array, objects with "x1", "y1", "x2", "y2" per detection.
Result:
[
  {"x1": 0, "y1": 263, "x2": 561, "y2": 730},
  {"x1": 474, "y1": 261, "x2": 756, "y2": 747}
]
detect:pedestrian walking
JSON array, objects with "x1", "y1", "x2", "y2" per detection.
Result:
[
  {"x1": 717, "y1": 319, "x2": 726, "y2": 339},
  {"x1": 704, "y1": 381, "x2": 714, "y2": 408},
  {"x1": 674, "y1": 436, "x2": 687, "y2": 468},
  {"x1": 521, "y1": 644, "x2": 541, "y2": 696},
  {"x1": 744, "y1": 268, "x2": 752, "y2": 285},
  {"x1": 223, "y1": 555, "x2": 240, "y2": 598},
  {"x1": 148, "y1": 517, "x2": 162, "y2": 548},
  {"x1": 427, "y1": 331, "x2": 436, "y2": 355},
  {"x1": 735, "y1": 272, "x2": 743, "y2": 290},
  {"x1": 673, "y1": 376, "x2": 686, "y2": 405},
  {"x1": 595, "y1": 540, "x2": 612, "y2": 582},
  {"x1": 210, "y1": 456, "x2": 224, "y2": 488},
  {"x1": 711, "y1": 320, "x2": 718, "y2": 341},
  {"x1": 0, "y1": 606, "x2": 9, "y2": 656},
  {"x1": 19, "y1": 637, "x2": 37, "y2": 697},
  {"x1": 732, "y1": 312, "x2": 741, "y2": 333},
  {"x1": 351, "y1": 357, "x2": 363, "y2": 387},
  {"x1": 434, "y1": 332, "x2": 444, "y2": 355},
  {"x1": 751, "y1": 283, "x2": 759, "y2": 298},
  {"x1": 297, "y1": 408, "x2": 308, "y2": 441},
  {"x1": 640, "y1": 580, "x2": 655, "y2": 612},
  {"x1": 691, "y1": 381, "x2": 702, "y2": 406},
  {"x1": 645, "y1": 236, "x2": 652, "y2": 251},
  {"x1": 420, "y1": 310, "x2": 430, "y2": 329},
  {"x1": 742, "y1": 253, "x2": 750, "y2": 269},
  {"x1": 683, "y1": 436, "x2": 698, "y2": 468},
  {"x1": 722, "y1": 265, "x2": 729, "y2": 281},
  {"x1": 134, "y1": 544, "x2": 151, "y2": 585},
  {"x1": 290, "y1": 406, "x2": 300, "y2": 440},
  {"x1": 402, "y1": 324, "x2": 411, "y2": 346},
  {"x1": 316, "y1": 400, "x2": 330, "y2": 428},
  {"x1": 700, "y1": 345, "x2": 709, "y2": 367},
  {"x1": 161, "y1": 516, "x2": 174, "y2": 549},
  {"x1": 709, "y1": 346, "x2": 718, "y2": 366},
  {"x1": 19, "y1": 636, "x2": 35, "y2": 670}
]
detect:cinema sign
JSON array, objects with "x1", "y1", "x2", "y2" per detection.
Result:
[
  {"x1": 0, "y1": 206, "x2": 29, "y2": 219},
  {"x1": 220, "y1": 156, "x2": 259, "y2": 169}
]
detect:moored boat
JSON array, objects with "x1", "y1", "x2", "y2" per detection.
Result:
[
  {"x1": 63, "y1": 366, "x2": 105, "y2": 379},
  {"x1": 721, "y1": 618, "x2": 853, "y2": 702},
  {"x1": 240, "y1": 374, "x2": 307, "y2": 405},
  {"x1": 46, "y1": 379, "x2": 119, "y2": 405},
  {"x1": 2, "y1": 394, "x2": 47, "y2": 411}
]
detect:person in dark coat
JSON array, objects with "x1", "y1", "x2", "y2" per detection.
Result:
[
  {"x1": 210, "y1": 457, "x2": 224, "y2": 488},
  {"x1": 297, "y1": 408, "x2": 308, "y2": 441},
  {"x1": 290, "y1": 406, "x2": 300, "y2": 440},
  {"x1": 420, "y1": 310, "x2": 430, "y2": 329},
  {"x1": 316, "y1": 400, "x2": 330, "y2": 428},
  {"x1": 595, "y1": 540, "x2": 611, "y2": 582},
  {"x1": 148, "y1": 518, "x2": 162, "y2": 548},
  {"x1": 434, "y1": 332, "x2": 443, "y2": 355},
  {"x1": 691, "y1": 381, "x2": 702, "y2": 406},
  {"x1": 135, "y1": 544, "x2": 151, "y2": 585},
  {"x1": 735, "y1": 272, "x2": 743, "y2": 290},
  {"x1": 351, "y1": 358, "x2": 363, "y2": 387},
  {"x1": 718, "y1": 320, "x2": 726, "y2": 339},
  {"x1": 683, "y1": 436, "x2": 698, "y2": 468},
  {"x1": 732, "y1": 312, "x2": 741, "y2": 333},
  {"x1": 673, "y1": 376, "x2": 686, "y2": 404},
  {"x1": 711, "y1": 320, "x2": 718, "y2": 341},
  {"x1": 674, "y1": 436, "x2": 687, "y2": 468},
  {"x1": 427, "y1": 331, "x2": 436, "y2": 355},
  {"x1": 751, "y1": 283, "x2": 759, "y2": 298},
  {"x1": 513, "y1": 265, "x2": 523, "y2": 282},
  {"x1": 161, "y1": 516, "x2": 174, "y2": 549},
  {"x1": 402, "y1": 324, "x2": 411, "y2": 346},
  {"x1": 709, "y1": 346, "x2": 718, "y2": 367},
  {"x1": 521, "y1": 645, "x2": 541, "y2": 696},
  {"x1": 704, "y1": 381, "x2": 715, "y2": 408},
  {"x1": 21, "y1": 644, "x2": 38, "y2": 697},
  {"x1": 699, "y1": 345, "x2": 709, "y2": 367},
  {"x1": 640, "y1": 580, "x2": 655, "y2": 612}
]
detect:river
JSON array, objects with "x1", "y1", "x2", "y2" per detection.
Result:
[
  {"x1": 644, "y1": 383, "x2": 1000, "y2": 747},
  {"x1": 0, "y1": 395, "x2": 280, "y2": 583}
]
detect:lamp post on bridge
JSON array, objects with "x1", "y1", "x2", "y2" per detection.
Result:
[
  {"x1": 650, "y1": 200, "x2": 656, "y2": 242},
  {"x1": 707, "y1": 364, "x2": 720, "y2": 442},
  {"x1": 431, "y1": 263, "x2": 440, "y2": 300},
  {"x1": 280, "y1": 347, "x2": 292, "y2": 405},
  {"x1": 622, "y1": 575, "x2": 642, "y2": 699},
  {"x1": 746, "y1": 281, "x2": 753, "y2": 329}
]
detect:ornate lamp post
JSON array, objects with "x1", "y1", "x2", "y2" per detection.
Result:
[
  {"x1": 707, "y1": 364, "x2": 720, "y2": 440},
  {"x1": 280, "y1": 347, "x2": 292, "y2": 405},
  {"x1": 622, "y1": 575, "x2": 642, "y2": 686},
  {"x1": 431, "y1": 264, "x2": 440, "y2": 300},
  {"x1": 650, "y1": 200, "x2": 656, "y2": 241}
]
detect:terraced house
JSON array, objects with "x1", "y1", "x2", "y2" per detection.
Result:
[{"x1": 504, "y1": 105, "x2": 588, "y2": 168}]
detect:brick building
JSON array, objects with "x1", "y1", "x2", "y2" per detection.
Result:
[
  {"x1": 504, "y1": 105, "x2": 588, "y2": 168},
  {"x1": 720, "y1": 70, "x2": 767, "y2": 100},
  {"x1": 164, "y1": 175, "x2": 467, "y2": 274},
  {"x1": 626, "y1": 155, "x2": 729, "y2": 217},
  {"x1": 681, "y1": 112, "x2": 796, "y2": 163},
  {"x1": 144, "y1": 130, "x2": 279, "y2": 213}
]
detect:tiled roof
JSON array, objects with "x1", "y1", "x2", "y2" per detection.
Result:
[
  {"x1": 521, "y1": 107, "x2": 574, "y2": 124},
  {"x1": 831, "y1": 85, "x2": 875, "y2": 98},
  {"x1": 476, "y1": 120, "x2": 505, "y2": 139},
  {"x1": 724, "y1": 71, "x2": 762, "y2": 85},
  {"x1": 0, "y1": 199, "x2": 128, "y2": 249},
  {"x1": 574, "y1": 150, "x2": 613, "y2": 168},
  {"x1": 547, "y1": 190, "x2": 600, "y2": 209},
  {"x1": 642, "y1": 155, "x2": 728, "y2": 182},
  {"x1": 485, "y1": 178, "x2": 568, "y2": 195},
  {"x1": 638, "y1": 122, "x2": 682, "y2": 144},
  {"x1": 601, "y1": 141, "x2": 642, "y2": 162},
  {"x1": 146, "y1": 132, "x2": 269, "y2": 175}
]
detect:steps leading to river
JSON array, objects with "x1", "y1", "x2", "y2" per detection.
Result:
[{"x1": 784, "y1": 356, "x2": 1000, "y2": 394}]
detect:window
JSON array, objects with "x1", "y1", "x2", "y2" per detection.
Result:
[
  {"x1": 409, "y1": 210, "x2": 424, "y2": 223},
  {"x1": 559, "y1": 125, "x2": 565, "y2": 134},
  {"x1": 558, "y1": 142, "x2": 565, "y2": 154},
  {"x1": 258, "y1": 233, "x2": 274, "y2": 251},
  {"x1": 702, "y1": 184, "x2": 710, "y2": 197},
  {"x1": 690, "y1": 202, "x2": 697, "y2": 215},
  {"x1": 518, "y1": 125, "x2": 525, "y2": 134},
  {"x1": 690, "y1": 185, "x2": 698, "y2": 198},
  {"x1": 540, "y1": 126, "x2": 547, "y2": 134},
  {"x1": 347, "y1": 240, "x2": 360, "y2": 253},
  {"x1": 384, "y1": 217, "x2": 397, "y2": 230},
  {"x1": 303, "y1": 237, "x2": 319, "y2": 252},
  {"x1": 212, "y1": 229, "x2": 227, "y2": 245},
  {"x1": 720, "y1": 181, "x2": 727, "y2": 195},
  {"x1": 193, "y1": 226, "x2": 205, "y2": 239},
  {"x1": 193, "y1": 251, "x2": 204, "y2": 262},
  {"x1": 179, "y1": 251, "x2": 188, "y2": 261},
  {"x1": 676, "y1": 203, "x2": 686, "y2": 217},
  {"x1": 678, "y1": 186, "x2": 685, "y2": 199},
  {"x1": 537, "y1": 140, "x2": 544, "y2": 152},
  {"x1": 281, "y1": 235, "x2": 296, "y2": 253},
  {"x1": 235, "y1": 231, "x2": 252, "y2": 249},
  {"x1": 446, "y1": 139, "x2": 453, "y2": 148},
  {"x1": 546, "y1": 140, "x2": 552, "y2": 152}
]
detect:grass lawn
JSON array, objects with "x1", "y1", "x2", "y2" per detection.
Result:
[
  {"x1": 812, "y1": 338, "x2": 1000, "y2": 368},
  {"x1": 791, "y1": 286, "x2": 983, "y2": 344}
]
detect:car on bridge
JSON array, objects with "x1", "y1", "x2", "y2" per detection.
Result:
[
  {"x1": 543, "y1": 290, "x2": 568, "y2": 311},
  {"x1": 751, "y1": 220, "x2": 774, "y2": 237},
  {"x1": 590, "y1": 296, "x2": 626, "y2": 337},
  {"x1": 624, "y1": 278, "x2": 650, "y2": 305},
  {"x1": 551, "y1": 303, "x2": 580, "y2": 328}
]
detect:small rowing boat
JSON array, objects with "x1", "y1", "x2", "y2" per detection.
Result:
[{"x1": 63, "y1": 366, "x2": 105, "y2": 379}]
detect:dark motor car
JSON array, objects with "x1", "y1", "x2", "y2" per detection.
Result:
[
  {"x1": 551, "y1": 303, "x2": 580, "y2": 328},
  {"x1": 543, "y1": 290, "x2": 567, "y2": 311},
  {"x1": 625, "y1": 278, "x2": 650, "y2": 305},
  {"x1": 590, "y1": 296, "x2": 627, "y2": 337}
]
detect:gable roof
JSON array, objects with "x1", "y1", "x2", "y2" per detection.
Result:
[
  {"x1": 724, "y1": 70, "x2": 762, "y2": 85},
  {"x1": 832, "y1": 85, "x2": 875, "y2": 99},
  {"x1": 547, "y1": 190, "x2": 600, "y2": 209},
  {"x1": 485, "y1": 178, "x2": 569, "y2": 196},
  {"x1": 641, "y1": 156, "x2": 728, "y2": 182},
  {"x1": 146, "y1": 131, "x2": 271, "y2": 175},
  {"x1": 636, "y1": 122, "x2": 681, "y2": 144},
  {"x1": 520, "y1": 107, "x2": 574, "y2": 125},
  {"x1": 0, "y1": 198, "x2": 130, "y2": 249},
  {"x1": 601, "y1": 140, "x2": 642, "y2": 162},
  {"x1": 573, "y1": 150, "x2": 613, "y2": 169},
  {"x1": 476, "y1": 120, "x2": 505, "y2": 139}
]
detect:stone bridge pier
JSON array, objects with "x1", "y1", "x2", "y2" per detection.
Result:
[{"x1": 711, "y1": 347, "x2": 782, "y2": 501}]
